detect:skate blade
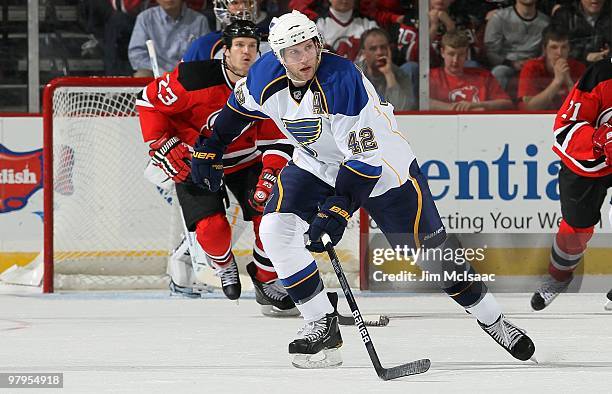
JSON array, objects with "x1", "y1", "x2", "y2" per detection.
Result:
[
  {"x1": 291, "y1": 348, "x2": 342, "y2": 369},
  {"x1": 605, "y1": 301, "x2": 612, "y2": 311},
  {"x1": 261, "y1": 305, "x2": 300, "y2": 317}
]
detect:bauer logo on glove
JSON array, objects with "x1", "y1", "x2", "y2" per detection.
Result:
[
  {"x1": 307, "y1": 196, "x2": 352, "y2": 253},
  {"x1": 191, "y1": 135, "x2": 224, "y2": 192},
  {"x1": 329, "y1": 206, "x2": 351, "y2": 221},
  {"x1": 193, "y1": 152, "x2": 218, "y2": 160}
]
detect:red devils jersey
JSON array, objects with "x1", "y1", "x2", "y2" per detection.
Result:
[
  {"x1": 136, "y1": 60, "x2": 292, "y2": 174},
  {"x1": 553, "y1": 58, "x2": 612, "y2": 178}
]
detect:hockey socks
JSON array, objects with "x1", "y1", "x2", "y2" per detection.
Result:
[
  {"x1": 548, "y1": 219, "x2": 593, "y2": 281},
  {"x1": 466, "y1": 292, "x2": 502, "y2": 326}
]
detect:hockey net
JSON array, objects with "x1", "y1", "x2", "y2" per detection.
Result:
[{"x1": 3, "y1": 77, "x2": 363, "y2": 293}]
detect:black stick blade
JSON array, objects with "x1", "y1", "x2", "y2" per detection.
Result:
[
  {"x1": 379, "y1": 359, "x2": 431, "y2": 381},
  {"x1": 337, "y1": 314, "x2": 390, "y2": 327}
]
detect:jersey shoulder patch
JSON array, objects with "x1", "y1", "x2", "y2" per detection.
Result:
[
  {"x1": 177, "y1": 60, "x2": 226, "y2": 91},
  {"x1": 246, "y1": 52, "x2": 287, "y2": 105},
  {"x1": 577, "y1": 57, "x2": 612, "y2": 92},
  {"x1": 316, "y1": 52, "x2": 369, "y2": 116}
]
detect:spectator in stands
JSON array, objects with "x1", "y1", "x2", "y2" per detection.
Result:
[
  {"x1": 484, "y1": 0, "x2": 550, "y2": 92},
  {"x1": 430, "y1": 30, "x2": 513, "y2": 111},
  {"x1": 128, "y1": 0, "x2": 210, "y2": 77},
  {"x1": 359, "y1": 0, "x2": 414, "y2": 28},
  {"x1": 292, "y1": 0, "x2": 414, "y2": 27},
  {"x1": 288, "y1": 0, "x2": 330, "y2": 20},
  {"x1": 518, "y1": 25, "x2": 586, "y2": 110},
  {"x1": 105, "y1": 1, "x2": 149, "y2": 75},
  {"x1": 551, "y1": 0, "x2": 610, "y2": 64},
  {"x1": 356, "y1": 28, "x2": 416, "y2": 110},
  {"x1": 316, "y1": 0, "x2": 378, "y2": 61}
]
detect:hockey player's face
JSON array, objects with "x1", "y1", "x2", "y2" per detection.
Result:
[
  {"x1": 228, "y1": 0, "x2": 253, "y2": 14},
  {"x1": 441, "y1": 45, "x2": 467, "y2": 76},
  {"x1": 282, "y1": 40, "x2": 319, "y2": 82},
  {"x1": 226, "y1": 37, "x2": 258, "y2": 74}
]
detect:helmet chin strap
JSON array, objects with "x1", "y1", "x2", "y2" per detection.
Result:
[{"x1": 223, "y1": 53, "x2": 248, "y2": 79}]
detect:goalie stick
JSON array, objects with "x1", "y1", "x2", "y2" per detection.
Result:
[
  {"x1": 145, "y1": 39, "x2": 207, "y2": 289},
  {"x1": 321, "y1": 234, "x2": 430, "y2": 380},
  {"x1": 145, "y1": 40, "x2": 161, "y2": 78}
]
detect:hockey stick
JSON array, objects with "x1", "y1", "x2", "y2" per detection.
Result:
[
  {"x1": 321, "y1": 234, "x2": 430, "y2": 380},
  {"x1": 145, "y1": 39, "x2": 209, "y2": 292},
  {"x1": 145, "y1": 40, "x2": 161, "y2": 78}
]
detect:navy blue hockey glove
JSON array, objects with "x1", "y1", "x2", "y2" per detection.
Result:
[
  {"x1": 191, "y1": 136, "x2": 224, "y2": 192},
  {"x1": 307, "y1": 196, "x2": 352, "y2": 253}
]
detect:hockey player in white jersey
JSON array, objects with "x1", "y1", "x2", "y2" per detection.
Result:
[{"x1": 190, "y1": 11, "x2": 536, "y2": 368}]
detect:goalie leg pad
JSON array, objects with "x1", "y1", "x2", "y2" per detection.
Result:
[{"x1": 167, "y1": 246, "x2": 196, "y2": 288}]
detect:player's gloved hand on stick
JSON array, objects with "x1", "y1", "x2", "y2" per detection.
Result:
[
  {"x1": 248, "y1": 167, "x2": 279, "y2": 213},
  {"x1": 148, "y1": 132, "x2": 191, "y2": 183},
  {"x1": 593, "y1": 122, "x2": 612, "y2": 166},
  {"x1": 307, "y1": 196, "x2": 351, "y2": 253},
  {"x1": 191, "y1": 135, "x2": 224, "y2": 192}
]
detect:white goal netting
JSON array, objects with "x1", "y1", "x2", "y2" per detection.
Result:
[{"x1": 1, "y1": 78, "x2": 361, "y2": 292}]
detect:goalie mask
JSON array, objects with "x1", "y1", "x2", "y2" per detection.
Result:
[
  {"x1": 214, "y1": 0, "x2": 257, "y2": 27},
  {"x1": 268, "y1": 10, "x2": 324, "y2": 84}
]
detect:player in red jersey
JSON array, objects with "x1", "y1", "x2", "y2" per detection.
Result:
[
  {"x1": 137, "y1": 20, "x2": 297, "y2": 316},
  {"x1": 531, "y1": 57, "x2": 612, "y2": 311}
]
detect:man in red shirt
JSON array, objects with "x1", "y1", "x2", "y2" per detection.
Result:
[
  {"x1": 531, "y1": 57, "x2": 612, "y2": 311},
  {"x1": 518, "y1": 25, "x2": 586, "y2": 111},
  {"x1": 430, "y1": 30, "x2": 513, "y2": 111},
  {"x1": 137, "y1": 21, "x2": 297, "y2": 316}
]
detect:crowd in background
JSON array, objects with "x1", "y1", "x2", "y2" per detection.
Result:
[{"x1": 1, "y1": 0, "x2": 610, "y2": 111}]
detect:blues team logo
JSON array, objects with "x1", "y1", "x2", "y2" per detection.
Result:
[
  {"x1": 0, "y1": 144, "x2": 43, "y2": 214},
  {"x1": 281, "y1": 118, "x2": 322, "y2": 157}
]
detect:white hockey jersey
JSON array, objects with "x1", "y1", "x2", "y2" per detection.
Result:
[{"x1": 227, "y1": 51, "x2": 417, "y2": 198}]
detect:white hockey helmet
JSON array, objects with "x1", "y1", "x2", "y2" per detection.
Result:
[{"x1": 268, "y1": 10, "x2": 323, "y2": 64}]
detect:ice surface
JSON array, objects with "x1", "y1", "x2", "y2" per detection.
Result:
[{"x1": 0, "y1": 291, "x2": 610, "y2": 393}]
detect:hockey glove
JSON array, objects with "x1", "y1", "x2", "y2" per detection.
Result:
[
  {"x1": 148, "y1": 133, "x2": 191, "y2": 183},
  {"x1": 307, "y1": 196, "x2": 352, "y2": 253},
  {"x1": 191, "y1": 136, "x2": 224, "y2": 192},
  {"x1": 248, "y1": 167, "x2": 279, "y2": 213},
  {"x1": 593, "y1": 122, "x2": 612, "y2": 166}
]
